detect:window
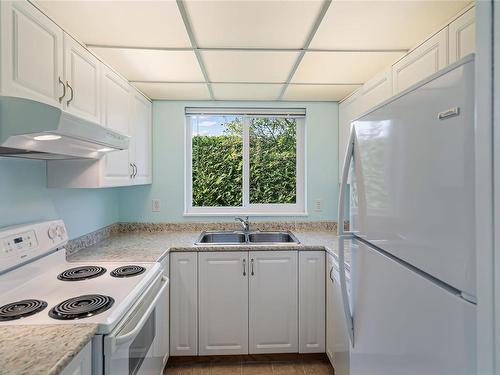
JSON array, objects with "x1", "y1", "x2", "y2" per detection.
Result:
[{"x1": 185, "y1": 108, "x2": 305, "y2": 215}]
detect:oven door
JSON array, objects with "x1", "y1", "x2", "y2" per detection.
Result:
[{"x1": 104, "y1": 273, "x2": 169, "y2": 375}]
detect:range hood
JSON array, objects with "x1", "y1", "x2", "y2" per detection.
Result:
[{"x1": 0, "y1": 97, "x2": 129, "y2": 160}]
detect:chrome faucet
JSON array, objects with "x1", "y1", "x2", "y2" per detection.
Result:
[{"x1": 235, "y1": 216, "x2": 250, "y2": 233}]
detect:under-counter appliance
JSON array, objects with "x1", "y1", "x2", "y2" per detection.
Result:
[
  {"x1": 337, "y1": 54, "x2": 477, "y2": 374},
  {"x1": 0, "y1": 220, "x2": 169, "y2": 375}
]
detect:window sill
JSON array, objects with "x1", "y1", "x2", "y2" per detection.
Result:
[{"x1": 183, "y1": 211, "x2": 309, "y2": 217}]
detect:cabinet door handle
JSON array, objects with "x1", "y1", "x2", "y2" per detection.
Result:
[
  {"x1": 66, "y1": 82, "x2": 74, "y2": 105},
  {"x1": 58, "y1": 77, "x2": 66, "y2": 103},
  {"x1": 250, "y1": 258, "x2": 254, "y2": 276},
  {"x1": 243, "y1": 259, "x2": 246, "y2": 276},
  {"x1": 133, "y1": 163, "x2": 138, "y2": 178},
  {"x1": 329, "y1": 266, "x2": 334, "y2": 283},
  {"x1": 130, "y1": 163, "x2": 134, "y2": 178}
]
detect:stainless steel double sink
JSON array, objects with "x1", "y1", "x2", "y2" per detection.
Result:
[{"x1": 195, "y1": 231, "x2": 300, "y2": 245}]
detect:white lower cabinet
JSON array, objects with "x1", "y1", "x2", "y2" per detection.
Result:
[
  {"x1": 198, "y1": 252, "x2": 249, "y2": 355},
  {"x1": 170, "y1": 252, "x2": 198, "y2": 356},
  {"x1": 60, "y1": 341, "x2": 92, "y2": 375},
  {"x1": 299, "y1": 251, "x2": 325, "y2": 353},
  {"x1": 249, "y1": 251, "x2": 298, "y2": 354},
  {"x1": 171, "y1": 250, "x2": 325, "y2": 357}
]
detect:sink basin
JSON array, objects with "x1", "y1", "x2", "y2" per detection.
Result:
[
  {"x1": 248, "y1": 232, "x2": 299, "y2": 243},
  {"x1": 195, "y1": 231, "x2": 300, "y2": 245},
  {"x1": 196, "y1": 231, "x2": 246, "y2": 244}
]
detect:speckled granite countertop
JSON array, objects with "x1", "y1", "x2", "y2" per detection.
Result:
[
  {"x1": 0, "y1": 324, "x2": 97, "y2": 375},
  {"x1": 67, "y1": 230, "x2": 345, "y2": 263}
]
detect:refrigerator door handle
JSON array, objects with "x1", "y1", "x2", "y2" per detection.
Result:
[
  {"x1": 337, "y1": 126, "x2": 355, "y2": 237},
  {"x1": 337, "y1": 126, "x2": 355, "y2": 347}
]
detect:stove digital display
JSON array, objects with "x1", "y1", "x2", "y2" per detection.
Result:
[{"x1": 13, "y1": 237, "x2": 23, "y2": 244}]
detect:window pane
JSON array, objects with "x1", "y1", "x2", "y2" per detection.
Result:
[
  {"x1": 191, "y1": 115, "x2": 243, "y2": 207},
  {"x1": 249, "y1": 117, "x2": 297, "y2": 204}
]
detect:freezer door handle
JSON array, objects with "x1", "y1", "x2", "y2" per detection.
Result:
[
  {"x1": 337, "y1": 126, "x2": 355, "y2": 347},
  {"x1": 337, "y1": 126, "x2": 355, "y2": 237}
]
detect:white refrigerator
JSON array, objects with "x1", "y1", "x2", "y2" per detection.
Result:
[{"x1": 337, "y1": 54, "x2": 477, "y2": 375}]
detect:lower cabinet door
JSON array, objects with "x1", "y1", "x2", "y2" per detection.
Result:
[
  {"x1": 170, "y1": 252, "x2": 198, "y2": 356},
  {"x1": 249, "y1": 251, "x2": 298, "y2": 354},
  {"x1": 198, "y1": 252, "x2": 249, "y2": 355},
  {"x1": 299, "y1": 251, "x2": 325, "y2": 353}
]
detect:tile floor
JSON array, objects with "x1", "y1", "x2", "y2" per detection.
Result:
[{"x1": 164, "y1": 354, "x2": 334, "y2": 375}]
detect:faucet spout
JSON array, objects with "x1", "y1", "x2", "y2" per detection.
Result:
[{"x1": 235, "y1": 216, "x2": 250, "y2": 232}]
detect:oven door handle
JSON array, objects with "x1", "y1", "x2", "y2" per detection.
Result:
[{"x1": 115, "y1": 275, "x2": 168, "y2": 346}]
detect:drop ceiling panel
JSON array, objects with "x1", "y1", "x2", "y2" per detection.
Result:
[
  {"x1": 202, "y1": 51, "x2": 299, "y2": 83},
  {"x1": 185, "y1": 0, "x2": 324, "y2": 48},
  {"x1": 310, "y1": 1, "x2": 471, "y2": 50},
  {"x1": 34, "y1": 1, "x2": 190, "y2": 48},
  {"x1": 283, "y1": 84, "x2": 361, "y2": 101},
  {"x1": 292, "y1": 51, "x2": 405, "y2": 84},
  {"x1": 90, "y1": 48, "x2": 204, "y2": 82},
  {"x1": 212, "y1": 84, "x2": 283, "y2": 101},
  {"x1": 133, "y1": 82, "x2": 211, "y2": 100}
]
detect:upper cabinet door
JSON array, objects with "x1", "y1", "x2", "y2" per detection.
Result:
[
  {"x1": 249, "y1": 251, "x2": 298, "y2": 354},
  {"x1": 392, "y1": 28, "x2": 448, "y2": 94},
  {"x1": 198, "y1": 252, "x2": 249, "y2": 356},
  {"x1": 101, "y1": 65, "x2": 131, "y2": 186},
  {"x1": 358, "y1": 67, "x2": 393, "y2": 114},
  {"x1": 449, "y1": 8, "x2": 475, "y2": 64},
  {"x1": 0, "y1": 1, "x2": 64, "y2": 107},
  {"x1": 63, "y1": 35, "x2": 101, "y2": 124},
  {"x1": 131, "y1": 91, "x2": 152, "y2": 185}
]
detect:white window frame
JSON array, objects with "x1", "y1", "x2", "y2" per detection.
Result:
[{"x1": 184, "y1": 110, "x2": 306, "y2": 216}]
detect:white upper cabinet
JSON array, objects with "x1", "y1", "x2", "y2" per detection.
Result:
[
  {"x1": 358, "y1": 67, "x2": 393, "y2": 114},
  {"x1": 249, "y1": 251, "x2": 298, "y2": 354},
  {"x1": 198, "y1": 252, "x2": 249, "y2": 356},
  {"x1": 63, "y1": 35, "x2": 101, "y2": 124},
  {"x1": 0, "y1": 1, "x2": 64, "y2": 107},
  {"x1": 101, "y1": 65, "x2": 132, "y2": 186},
  {"x1": 298, "y1": 251, "x2": 325, "y2": 353},
  {"x1": 392, "y1": 28, "x2": 448, "y2": 94},
  {"x1": 449, "y1": 7, "x2": 475, "y2": 64},
  {"x1": 130, "y1": 91, "x2": 152, "y2": 185}
]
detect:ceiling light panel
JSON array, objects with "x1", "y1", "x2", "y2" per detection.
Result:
[
  {"x1": 310, "y1": 1, "x2": 471, "y2": 50},
  {"x1": 90, "y1": 48, "x2": 204, "y2": 82},
  {"x1": 34, "y1": 1, "x2": 191, "y2": 48},
  {"x1": 283, "y1": 84, "x2": 361, "y2": 101},
  {"x1": 184, "y1": 0, "x2": 323, "y2": 48},
  {"x1": 212, "y1": 84, "x2": 283, "y2": 101},
  {"x1": 202, "y1": 51, "x2": 299, "y2": 83},
  {"x1": 292, "y1": 51, "x2": 405, "y2": 84},
  {"x1": 133, "y1": 82, "x2": 211, "y2": 100}
]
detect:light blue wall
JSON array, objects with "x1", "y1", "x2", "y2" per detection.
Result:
[
  {"x1": 119, "y1": 101, "x2": 339, "y2": 222},
  {"x1": 0, "y1": 158, "x2": 119, "y2": 239}
]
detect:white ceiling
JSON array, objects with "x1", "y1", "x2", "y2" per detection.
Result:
[{"x1": 35, "y1": 0, "x2": 472, "y2": 102}]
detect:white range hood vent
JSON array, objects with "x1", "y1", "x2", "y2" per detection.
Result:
[{"x1": 0, "y1": 96, "x2": 129, "y2": 160}]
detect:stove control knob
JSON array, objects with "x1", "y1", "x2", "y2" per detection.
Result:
[
  {"x1": 56, "y1": 225, "x2": 65, "y2": 238},
  {"x1": 48, "y1": 226, "x2": 57, "y2": 240}
]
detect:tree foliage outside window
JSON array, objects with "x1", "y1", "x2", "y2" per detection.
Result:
[{"x1": 191, "y1": 115, "x2": 297, "y2": 207}]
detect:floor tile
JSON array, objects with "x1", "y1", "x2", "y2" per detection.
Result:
[
  {"x1": 210, "y1": 363, "x2": 242, "y2": 375},
  {"x1": 242, "y1": 363, "x2": 273, "y2": 375},
  {"x1": 272, "y1": 363, "x2": 305, "y2": 375}
]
